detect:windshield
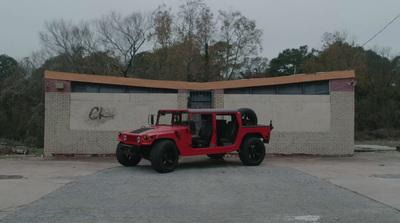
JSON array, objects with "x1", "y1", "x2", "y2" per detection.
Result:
[
  {"x1": 157, "y1": 111, "x2": 189, "y2": 126},
  {"x1": 158, "y1": 112, "x2": 173, "y2": 125}
]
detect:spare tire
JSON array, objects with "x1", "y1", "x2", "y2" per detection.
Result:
[{"x1": 238, "y1": 108, "x2": 258, "y2": 126}]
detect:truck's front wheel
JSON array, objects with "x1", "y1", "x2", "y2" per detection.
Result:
[
  {"x1": 150, "y1": 140, "x2": 179, "y2": 173},
  {"x1": 239, "y1": 137, "x2": 265, "y2": 166},
  {"x1": 116, "y1": 142, "x2": 142, "y2": 166}
]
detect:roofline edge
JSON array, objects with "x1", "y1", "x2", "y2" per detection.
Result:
[{"x1": 44, "y1": 70, "x2": 355, "y2": 90}]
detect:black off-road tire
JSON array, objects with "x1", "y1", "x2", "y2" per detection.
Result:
[
  {"x1": 116, "y1": 142, "x2": 142, "y2": 166},
  {"x1": 239, "y1": 137, "x2": 265, "y2": 166},
  {"x1": 238, "y1": 108, "x2": 258, "y2": 126},
  {"x1": 150, "y1": 140, "x2": 179, "y2": 173},
  {"x1": 207, "y1": 153, "x2": 226, "y2": 159}
]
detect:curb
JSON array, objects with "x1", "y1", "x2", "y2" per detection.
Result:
[{"x1": 354, "y1": 145, "x2": 398, "y2": 152}]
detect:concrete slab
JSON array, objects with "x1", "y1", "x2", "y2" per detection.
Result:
[
  {"x1": 1, "y1": 150, "x2": 400, "y2": 220},
  {"x1": 0, "y1": 157, "x2": 118, "y2": 220},
  {"x1": 2, "y1": 157, "x2": 400, "y2": 222},
  {"x1": 267, "y1": 151, "x2": 400, "y2": 210}
]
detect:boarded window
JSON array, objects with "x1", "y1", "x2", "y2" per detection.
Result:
[
  {"x1": 71, "y1": 82, "x2": 177, "y2": 94},
  {"x1": 277, "y1": 83, "x2": 303, "y2": 94},
  {"x1": 223, "y1": 81, "x2": 329, "y2": 95},
  {"x1": 71, "y1": 82, "x2": 98, "y2": 92},
  {"x1": 188, "y1": 91, "x2": 213, "y2": 109},
  {"x1": 251, "y1": 86, "x2": 277, "y2": 94},
  {"x1": 304, "y1": 81, "x2": 329, "y2": 95},
  {"x1": 224, "y1": 87, "x2": 251, "y2": 94},
  {"x1": 98, "y1": 84, "x2": 124, "y2": 93},
  {"x1": 125, "y1": 86, "x2": 149, "y2": 93}
]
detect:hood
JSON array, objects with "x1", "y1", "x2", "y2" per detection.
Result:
[
  {"x1": 127, "y1": 125, "x2": 187, "y2": 136},
  {"x1": 129, "y1": 127, "x2": 155, "y2": 134}
]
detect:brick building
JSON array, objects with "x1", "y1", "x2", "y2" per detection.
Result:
[{"x1": 44, "y1": 70, "x2": 355, "y2": 156}]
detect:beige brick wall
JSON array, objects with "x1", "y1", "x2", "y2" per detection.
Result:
[
  {"x1": 70, "y1": 93, "x2": 177, "y2": 131},
  {"x1": 224, "y1": 90, "x2": 354, "y2": 156},
  {"x1": 45, "y1": 83, "x2": 354, "y2": 156},
  {"x1": 269, "y1": 91, "x2": 354, "y2": 156},
  {"x1": 44, "y1": 92, "x2": 178, "y2": 156},
  {"x1": 224, "y1": 94, "x2": 331, "y2": 132},
  {"x1": 178, "y1": 90, "x2": 188, "y2": 109},
  {"x1": 45, "y1": 92, "x2": 118, "y2": 156},
  {"x1": 214, "y1": 89, "x2": 224, "y2": 108}
]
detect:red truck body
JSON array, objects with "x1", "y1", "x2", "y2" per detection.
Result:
[{"x1": 116, "y1": 108, "x2": 272, "y2": 173}]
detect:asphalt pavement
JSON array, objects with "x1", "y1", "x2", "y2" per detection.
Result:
[
  {"x1": 1, "y1": 153, "x2": 400, "y2": 223},
  {"x1": 0, "y1": 157, "x2": 119, "y2": 220}
]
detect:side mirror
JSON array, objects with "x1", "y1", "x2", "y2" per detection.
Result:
[{"x1": 148, "y1": 114, "x2": 155, "y2": 126}]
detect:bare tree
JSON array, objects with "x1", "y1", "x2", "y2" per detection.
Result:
[
  {"x1": 150, "y1": 0, "x2": 216, "y2": 81},
  {"x1": 96, "y1": 11, "x2": 153, "y2": 77},
  {"x1": 321, "y1": 31, "x2": 349, "y2": 49},
  {"x1": 241, "y1": 57, "x2": 269, "y2": 76},
  {"x1": 175, "y1": 0, "x2": 202, "y2": 81},
  {"x1": 218, "y1": 10, "x2": 263, "y2": 79},
  {"x1": 149, "y1": 5, "x2": 175, "y2": 80},
  {"x1": 151, "y1": 4, "x2": 173, "y2": 49},
  {"x1": 39, "y1": 19, "x2": 98, "y2": 73},
  {"x1": 194, "y1": 4, "x2": 216, "y2": 81}
]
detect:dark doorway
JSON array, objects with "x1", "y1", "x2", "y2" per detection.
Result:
[{"x1": 188, "y1": 91, "x2": 213, "y2": 109}]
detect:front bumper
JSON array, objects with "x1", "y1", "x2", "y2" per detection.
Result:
[{"x1": 119, "y1": 143, "x2": 141, "y2": 154}]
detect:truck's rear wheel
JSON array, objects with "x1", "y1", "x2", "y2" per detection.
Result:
[
  {"x1": 207, "y1": 153, "x2": 226, "y2": 159},
  {"x1": 151, "y1": 140, "x2": 179, "y2": 173},
  {"x1": 239, "y1": 137, "x2": 265, "y2": 166},
  {"x1": 116, "y1": 142, "x2": 142, "y2": 166}
]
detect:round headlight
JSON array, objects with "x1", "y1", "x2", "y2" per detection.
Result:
[
  {"x1": 123, "y1": 135, "x2": 127, "y2": 141},
  {"x1": 137, "y1": 136, "x2": 141, "y2": 143}
]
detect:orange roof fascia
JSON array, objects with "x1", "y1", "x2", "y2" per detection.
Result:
[{"x1": 44, "y1": 70, "x2": 355, "y2": 90}]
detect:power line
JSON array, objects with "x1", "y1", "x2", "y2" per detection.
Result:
[{"x1": 361, "y1": 12, "x2": 400, "y2": 47}]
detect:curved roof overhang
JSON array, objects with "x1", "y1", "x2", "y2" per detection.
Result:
[{"x1": 44, "y1": 70, "x2": 355, "y2": 90}]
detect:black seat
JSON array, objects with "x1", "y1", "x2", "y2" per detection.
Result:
[
  {"x1": 192, "y1": 121, "x2": 213, "y2": 148},
  {"x1": 190, "y1": 120, "x2": 196, "y2": 135},
  {"x1": 219, "y1": 121, "x2": 238, "y2": 146}
]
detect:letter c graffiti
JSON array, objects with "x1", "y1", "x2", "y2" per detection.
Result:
[{"x1": 89, "y1": 107, "x2": 102, "y2": 120}]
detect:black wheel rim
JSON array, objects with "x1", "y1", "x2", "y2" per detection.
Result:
[
  {"x1": 248, "y1": 143, "x2": 262, "y2": 161},
  {"x1": 242, "y1": 115, "x2": 252, "y2": 125},
  {"x1": 163, "y1": 147, "x2": 176, "y2": 167},
  {"x1": 126, "y1": 154, "x2": 133, "y2": 160},
  {"x1": 125, "y1": 150, "x2": 138, "y2": 161}
]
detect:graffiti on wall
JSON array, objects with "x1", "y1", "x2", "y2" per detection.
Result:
[{"x1": 88, "y1": 107, "x2": 115, "y2": 122}]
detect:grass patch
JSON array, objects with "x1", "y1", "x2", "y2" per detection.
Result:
[
  {"x1": 0, "y1": 138, "x2": 25, "y2": 147},
  {"x1": 0, "y1": 146, "x2": 44, "y2": 158},
  {"x1": 355, "y1": 129, "x2": 400, "y2": 147},
  {"x1": 1, "y1": 138, "x2": 44, "y2": 157},
  {"x1": 28, "y1": 148, "x2": 44, "y2": 156},
  {"x1": 0, "y1": 155, "x2": 19, "y2": 159}
]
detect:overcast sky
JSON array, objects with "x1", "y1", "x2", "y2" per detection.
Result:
[{"x1": 1, "y1": 0, "x2": 399, "y2": 61}]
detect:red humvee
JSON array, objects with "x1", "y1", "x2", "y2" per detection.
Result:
[{"x1": 116, "y1": 108, "x2": 272, "y2": 173}]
